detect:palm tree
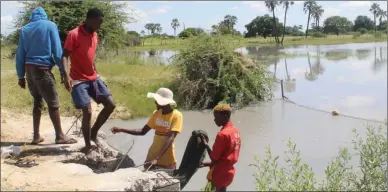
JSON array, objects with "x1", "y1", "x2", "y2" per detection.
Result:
[
  {"x1": 265, "y1": 0, "x2": 280, "y2": 44},
  {"x1": 305, "y1": 52, "x2": 318, "y2": 81},
  {"x1": 370, "y1": 3, "x2": 380, "y2": 33},
  {"x1": 312, "y1": 5, "x2": 324, "y2": 31},
  {"x1": 280, "y1": 0, "x2": 294, "y2": 44},
  {"x1": 171, "y1": 18, "x2": 180, "y2": 37},
  {"x1": 303, "y1": 0, "x2": 317, "y2": 38},
  {"x1": 377, "y1": 9, "x2": 387, "y2": 29}
]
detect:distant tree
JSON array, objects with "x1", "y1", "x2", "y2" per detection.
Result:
[
  {"x1": 222, "y1": 14, "x2": 238, "y2": 33},
  {"x1": 265, "y1": 0, "x2": 280, "y2": 44},
  {"x1": 178, "y1": 27, "x2": 205, "y2": 38},
  {"x1": 140, "y1": 30, "x2": 145, "y2": 37},
  {"x1": 369, "y1": 3, "x2": 380, "y2": 33},
  {"x1": 145, "y1": 23, "x2": 152, "y2": 35},
  {"x1": 14, "y1": 1, "x2": 133, "y2": 49},
  {"x1": 279, "y1": 0, "x2": 294, "y2": 44},
  {"x1": 311, "y1": 4, "x2": 324, "y2": 31},
  {"x1": 171, "y1": 18, "x2": 180, "y2": 37},
  {"x1": 244, "y1": 14, "x2": 279, "y2": 38},
  {"x1": 323, "y1": 16, "x2": 352, "y2": 35},
  {"x1": 354, "y1": 15, "x2": 374, "y2": 31},
  {"x1": 377, "y1": 8, "x2": 387, "y2": 30},
  {"x1": 303, "y1": 0, "x2": 317, "y2": 38},
  {"x1": 154, "y1": 23, "x2": 162, "y2": 35}
]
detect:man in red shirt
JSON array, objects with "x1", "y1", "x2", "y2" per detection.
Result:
[
  {"x1": 61, "y1": 8, "x2": 116, "y2": 154},
  {"x1": 200, "y1": 104, "x2": 241, "y2": 192}
]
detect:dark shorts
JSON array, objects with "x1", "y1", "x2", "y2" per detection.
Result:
[
  {"x1": 71, "y1": 76, "x2": 111, "y2": 109},
  {"x1": 26, "y1": 67, "x2": 59, "y2": 109}
]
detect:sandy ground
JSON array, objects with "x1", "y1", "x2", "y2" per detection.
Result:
[{"x1": 0, "y1": 108, "x2": 178, "y2": 191}]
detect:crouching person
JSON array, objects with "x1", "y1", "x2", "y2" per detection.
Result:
[
  {"x1": 200, "y1": 104, "x2": 241, "y2": 192},
  {"x1": 111, "y1": 88, "x2": 183, "y2": 170}
]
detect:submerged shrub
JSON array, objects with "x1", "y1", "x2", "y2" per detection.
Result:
[
  {"x1": 172, "y1": 35, "x2": 273, "y2": 109},
  {"x1": 251, "y1": 124, "x2": 387, "y2": 191}
]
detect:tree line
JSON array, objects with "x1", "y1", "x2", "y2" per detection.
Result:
[{"x1": 1, "y1": 1, "x2": 387, "y2": 48}]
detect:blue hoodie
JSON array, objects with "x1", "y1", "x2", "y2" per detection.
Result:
[{"x1": 16, "y1": 7, "x2": 63, "y2": 79}]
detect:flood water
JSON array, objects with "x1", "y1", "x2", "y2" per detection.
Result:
[{"x1": 102, "y1": 42, "x2": 387, "y2": 190}]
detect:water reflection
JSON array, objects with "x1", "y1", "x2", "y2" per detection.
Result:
[
  {"x1": 270, "y1": 42, "x2": 387, "y2": 121},
  {"x1": 284, "y1": 58, "x2": 296, "y2": 93},
  {"x1": 355, "y1": 49, "x2": 371, "y2": 60},
  {"x1": 372, "y1": 47, "x2": 387, "y2": 73}
]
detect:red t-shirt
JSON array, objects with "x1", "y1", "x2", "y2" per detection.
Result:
[
  {"x1": 209, "y1": 121, "x2": 241, "y2": 188},
  {"x1": 64, "y1": 24, "x2": 98, "y2": 81}
]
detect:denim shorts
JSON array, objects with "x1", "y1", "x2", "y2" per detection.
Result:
[{"x1": 71, "y1": 76, "x2": 111, "y2": 109}]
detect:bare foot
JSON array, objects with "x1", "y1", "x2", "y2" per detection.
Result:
[
  {"x1": 91, "y1": 129, "x2": 103, "y2": 148},
  {"x1": 30, "y1": 137, "x2": 44, "y2": 145},
  {"x1": 91, "y1": 137, "x2": 103, "y2": 148},
  {"x1": 80, "y1": 145, "x2": 97, "y2": 154},
  {"x1": 55, "y1": 136, "x2": 78, "y2": 145}
]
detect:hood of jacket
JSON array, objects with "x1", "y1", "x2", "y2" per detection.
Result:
[{"x1": 29, "y1": 7, "x2": 48, "y2": 22}]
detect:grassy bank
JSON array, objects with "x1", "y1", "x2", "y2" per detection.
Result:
[
  {"x1": 1, "y1": 48, "x2": 175, "y2": 119},
  {"x1": 130, "y1": 34, "x2": 387, "y2": 51}
]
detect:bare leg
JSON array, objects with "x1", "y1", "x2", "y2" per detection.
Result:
[
  {"x1": 48, "y1": 107, "x2": 77, "y2": 144},
  {"x1": 80, "y1": 104, "x2": 93, "y2": 153},
  {"x1": 31, "y1": 99, "x2": 44, "y2": 145},
  {"x1": 91, "y1": 96, "x2": 116, "y2": 147}
]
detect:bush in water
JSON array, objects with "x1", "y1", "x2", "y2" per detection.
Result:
[
  {"x1": 251, "y1": 124, "x2": 387, "y2": 191},
  {"x1": 171, "y1": 35, "x2": 273, "y2": 109}
]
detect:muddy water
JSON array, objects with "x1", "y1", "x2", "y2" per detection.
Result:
[{"x1": 102, "y1": 42, "x2": 387, "y2": 190}]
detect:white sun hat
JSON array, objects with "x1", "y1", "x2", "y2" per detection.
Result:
[{"x1": 147, "y1": 87, "x2": 176, "y2": 106}]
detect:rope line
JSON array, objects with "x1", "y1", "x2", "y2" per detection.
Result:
[{"x1": 274, "y1": 80, "x2": 386, "y2": 124}]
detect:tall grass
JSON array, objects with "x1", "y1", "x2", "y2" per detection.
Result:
[{"x1": 1, "y1": 49, "x2": 175, "y2": 119}]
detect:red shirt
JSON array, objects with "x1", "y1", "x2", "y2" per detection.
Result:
[
  {"x1": 209, "y1": 121, "x2": 241, "y2": 188},
  {"x1": 64, "y1": 24, "x2": 98, "y2": 81}
]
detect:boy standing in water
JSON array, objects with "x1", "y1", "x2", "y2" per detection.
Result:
[
  {"x1": 200, "y1": 104, "x2": 241, "y2": 192},
  {"x1": 111, "y1": 88, "x2": 183, "y2": 170}
]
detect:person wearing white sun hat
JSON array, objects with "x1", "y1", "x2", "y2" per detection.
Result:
[{"x1": 111, "y1": 87, "x2": 183, "y2": 170}]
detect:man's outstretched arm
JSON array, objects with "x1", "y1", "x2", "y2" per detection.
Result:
[{"x1": 111, "y1": 125, "x2": 151, "y2": 136}]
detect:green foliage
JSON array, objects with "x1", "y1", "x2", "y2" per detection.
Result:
[
  {"x1": 358, "y1": 28, "x2": 368, "y2": 35},
  {"x1": 251, "y1": 124, "x2": 387, "y2": 191},
  {"x1": 352, "y1": 32, "x2": 362, "y2": 39},
  {"x1": 311, "y1": 32, "x2": 326, "y2": 38},
  {"x1": 178, "y1": 28, "x2": 205, "y2": 38},
  {"x1": 323, "y1": 16, "x2": 353, "y2": 36},
  {"x1": 354, "y1": 15, "x2": 375, "y2": 31},
  {"x1": 245, "y1": 14, "x2": 280, "y2": 38},
  {"x1": 14, "y1": 1, "x2": 133, "y2": 50},
  {"x1": 172, "y1": 35, "x2": 273, "y2": 109}
]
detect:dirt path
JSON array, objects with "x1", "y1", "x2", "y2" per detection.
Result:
[{"x1": 1, "y1": 109, "x2": 179, "y2": 191}]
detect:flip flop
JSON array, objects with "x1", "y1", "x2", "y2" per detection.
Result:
[
  {"x1": 30, "y1": 137, "x2": 44, "y2": 145},
  {"x1": 14, "y1": 159, "x2": 39, "y2": 168},
  {"x1": 55, "y1": 137, "x2": 78, "y2": 144}
]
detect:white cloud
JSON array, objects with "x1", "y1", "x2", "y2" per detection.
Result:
[
  {"x1": 150, "y1": 5, "x2": 172, "y2": 14},
  {"x1": 322, "y1": 7, "x2": 341, "y2": 20},
  {"x1": 1, "y1": 15, "x2": 15, "y2": 35},
  {"x1": 1, "y1": 1, "x2": 24, "y2": 11},
  {"x1": 230, "y1": 6, "x2": 239, "y2": 11},
  {"x1": 339, "y1": 1, "x2": 372, "y2": 8}
]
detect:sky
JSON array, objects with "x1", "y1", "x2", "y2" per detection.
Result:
[{"x1": 1, "y1": 1, "x2": 387, "y2": 36}]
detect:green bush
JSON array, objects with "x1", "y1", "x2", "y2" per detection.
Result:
[
  {"x1": 311, "y1": 32, "x2": 327, "y2": 38},
  {"x1": 251, "y1": 124, "x2": 387, "y2": 191},
  {"x1": 352, "y1": 32, "x2": 362, "y2": 39},
  {"x1": 172, "y1": 35, "x2": 273, "y2": 109},
  {"x1": 358, "y1": 28, "x2": 368, "y2": 35},
  {"x1": 374, "y1": 32, "x2": 384, "y2": 39}
]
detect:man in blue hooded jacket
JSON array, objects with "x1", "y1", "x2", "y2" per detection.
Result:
[{"x1": 16, "y1": 7, "x2": 77, "y2": 145}]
